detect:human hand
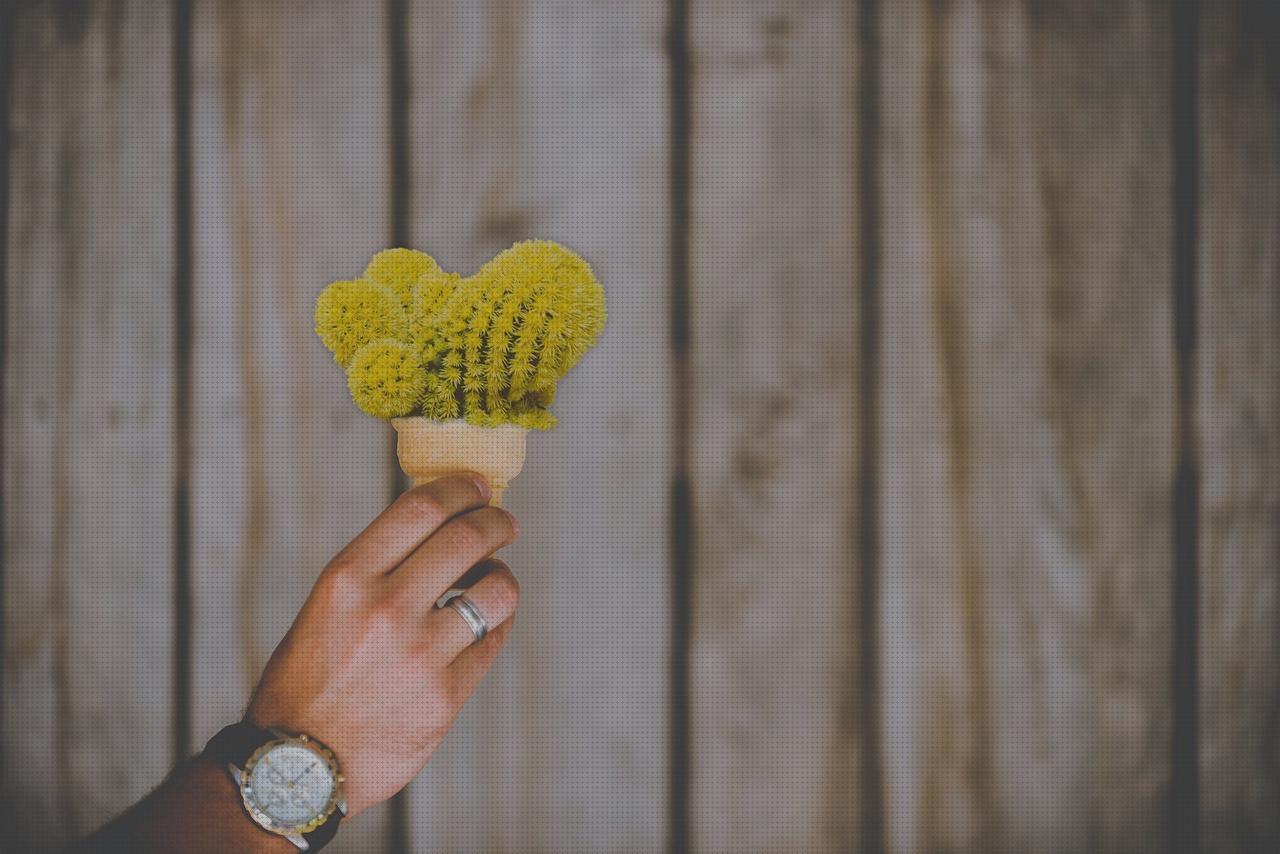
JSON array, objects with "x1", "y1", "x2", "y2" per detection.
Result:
[{"x1": 244, "y1": 473, "x2": 519, "y2": 817}]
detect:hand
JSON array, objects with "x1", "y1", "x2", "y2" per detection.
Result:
[{"x1": 244, "y1": 473, "x2": 520, "y2": 818}]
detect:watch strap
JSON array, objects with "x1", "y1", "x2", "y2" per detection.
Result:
[
  {"x1": 303, "y1": 807, "x2": 344, "y2": 850},
  {"x1": 203, "y1": 721, "x2": 345, "y2": 851},
  {"x1": 203, "y1": 720, "x2": 276, "y2": 769}
]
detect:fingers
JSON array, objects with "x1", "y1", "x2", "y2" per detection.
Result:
[
  {"x1": 325, "y1": 473, "x2": 491, "y2": 579},
  {"x1": 447, "y1": 617, "x2": 515, "y2": 704},
  {"x1": 422, "y1": 559, "x2": 520, "y2": 666},
  {"x1": 386, "y1": 505, "x2": 517, "y2": 610}
]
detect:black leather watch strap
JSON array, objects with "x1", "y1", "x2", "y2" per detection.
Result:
[
  {"x1": 203, "y1": 721, "x2": 345, "y2": 851},
  {"x1": 303, "y1": 810, "x2": 343, "y2": 850},
  {"x1": 203, "y1": 720, "x2": 276, "y2": 768}
]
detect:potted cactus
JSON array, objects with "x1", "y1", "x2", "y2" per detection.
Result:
[{"x1": 314, "y1": 241, "x2": 606, "y2": 505}]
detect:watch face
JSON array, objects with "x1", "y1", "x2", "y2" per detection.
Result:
[{"x1": 242, "y1": 740, "x2": 337, "y2": 832}]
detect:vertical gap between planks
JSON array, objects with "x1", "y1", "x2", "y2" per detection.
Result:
[
  {"x1": 385, "y1": 0, "x2": 412, "y2": 522},
  {"x1": 385, "y1": 0, "x2": 412, "y2": 510},
  {"x1": 854, "y1": 0, "x2": 885, "y2": 851},
  {"x1": 388, "y1": 0, "x2": 411, "y2": 253},
  {"x1": 385, "y1": 0, "x2": 412, "y2": 851},
  {"x1": 0, "y1": 0, "x2": 14, "y2": 786},
  {"x1": 171, "y1": 0, "x2": 195, "y2": 766},
  {"x1": 1170, "y1": 0, "x2": 1201, "y2": 852},
  {"x1": 666, "y1": 0, "x2": 693, "y2": 851}
]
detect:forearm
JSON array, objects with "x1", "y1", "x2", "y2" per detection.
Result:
[{"x1": 66, "y1": 755, "x2": 294, "y2": 854}]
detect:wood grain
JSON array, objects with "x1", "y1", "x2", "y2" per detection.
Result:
[
  {"x1": 8, "y1": 3, "x2": 1280, "y2": 851},
  {"x1": 2, "y1": 2, "x2": 176, "y2": 849},
  {"x1": 879, "y1": 1, "x2": 1175, "y2": 851},
  {"x1": 686, "y1": 2, "x2": 863, "y2": 850},
  {"x1": 1197, "y1": 2, "x2": 1280, "y2": 851},
  {"x1": 187, "y1": 2, "x2": 394, "y2": 850},
  {"x1": 400, "y1": 2, "x2": 670, "y2": 851}
]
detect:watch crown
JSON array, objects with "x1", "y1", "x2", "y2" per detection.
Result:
[{"x1": 299, "y1": 733, "x2": 309, "y2": 742}]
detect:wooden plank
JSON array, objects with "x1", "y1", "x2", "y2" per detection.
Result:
[
  {"x1": 878, "y1": 1, "x2": 1175, "y2": 851},
  {"x1": 187, "y1": 2, "x2": 395, "y2": 850},
  {"x1": 1197, "y1": 3, "x2": 1280, "y2": 851},
  {"x1": 2, "y1": 2, "x2": 176, "y2": 849},
  {"x1": 687, "y1": 2, "x2": 862, "y2": 850},
  {"x1": 401, "y1": 2, "x2": 670, "y2": 851}
]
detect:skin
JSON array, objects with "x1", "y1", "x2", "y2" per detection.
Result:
[{"x1": 68, "y1": 473, "x2": 519, "y2": 853}]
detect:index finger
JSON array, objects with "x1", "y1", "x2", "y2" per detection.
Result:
[{"x1": 325, "y1": 473, "x2": 491, "y2": 578}]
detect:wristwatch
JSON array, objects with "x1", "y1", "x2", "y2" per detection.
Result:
[{"x1": 204, "y1": 721, "x2": 347, "y2": 851}]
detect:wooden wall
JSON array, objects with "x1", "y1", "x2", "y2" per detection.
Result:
[{"x1": 1, "y1": 1, "x2": 1276, "y2": 853}]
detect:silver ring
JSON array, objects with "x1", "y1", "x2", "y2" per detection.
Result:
[{"x1": 447, "y1": 594, "x2": 488, "y2": 642}]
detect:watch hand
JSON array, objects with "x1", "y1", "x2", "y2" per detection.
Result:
[
  {"x1": 289, "y1": 791, "x2": 318, "y2": 813},
  {"x1": 289, "y1": 763, "x2": 315, "y2": 785}
]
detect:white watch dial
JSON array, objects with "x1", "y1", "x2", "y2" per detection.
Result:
[{"x1": 243, "y1": 742, "x2": 336, "y2": 830}]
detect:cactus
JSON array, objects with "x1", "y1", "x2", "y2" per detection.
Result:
[
  {"x1": 363, "y1": 247, "x2": 443, "y2": 315},
  {"x1": 347, "y1": 339, "x2": 428, "y2": 419},
  {"x1": 314, "y1": 241, "x2": 606, "y2": 428},
  {"x1": 313, "y1": 279, "x2": 406, "y2": 368}
]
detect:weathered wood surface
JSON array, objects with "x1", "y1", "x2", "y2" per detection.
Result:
[
  {"x1": 401, "y1": 2, "x2": 670, "y2": 851},
  {"x1": 687, "y1": 2, "x2": 863, "y2": 851},
  {"x1": 879, "y1": 1, "x2": 1174, "y2": 851},
  {"x1": 6, "y1": 2, "x2": 1280, "y2": 852},
  {"x1": 186, "y1": 1, "x2": 395, "y2": 850},
  {"x1": 1197, "y1": 2, "x2": 1280, "y2": 852},
  {"x1": 1, "y1": 2, "x2": 176, "y2": 850}
]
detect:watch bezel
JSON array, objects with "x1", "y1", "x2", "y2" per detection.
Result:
[{"x1": 238, "y1": 732, "x2": 344, "y2": 837}]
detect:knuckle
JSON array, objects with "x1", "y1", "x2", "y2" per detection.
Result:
[
  {"x1": 365, "y1": 608, "x2": 399, "y2": 639},
  {"x1": 434, "y1": 508, "x2": 515, "y2": 556},
  {"x1": 406, "y1": 636, "x2": 440, "y2": 668},
  {"x1": 472, "y1": 507, "x2": 516, "y2": 542},
  {"x1": 399, "y1": 485, "x2": 448, "y2": 522},
  {"x1": 443, "y1": 515, "x2": 488, "y2": 550},
  {"x1": 313, "y1": 567, "x2": 364, "y2": 609},
  {"x1": 437, "y1": 472, "x2": 486, "y2": 502},
  {"x1": 365, "y1": 595, "x2": 413, "y2": 638},
  {"x1": 484, "y1": 570, "x2": 520, "y2": 616}
]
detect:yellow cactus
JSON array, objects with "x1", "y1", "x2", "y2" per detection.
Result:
[
  {"x1": 420, "y1": 372, "x2": 462, "y2": 421},
  {"x1": 427, "y1": 240, "x2": 606, "y2": 426},
  {"x1": 316, "y1": 240, "x2": 605, "y2": 429},
  {"x1": 313, "y1": 279, "x2": 407, "y2": 367},
  {"x1": 475, "y1": 240, "x2": 606, "y2": 390},
  {"x1": 346, "y1": 339, "x2": 428, "y2": 419},
  {"x1": 408, "y1": 270, "x2": 462, "y2": 370},
  {"x1": 363, "y1": 248, "x2": 443, "y2": 314}
]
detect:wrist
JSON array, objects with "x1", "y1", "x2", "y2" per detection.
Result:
[
  {"x1": 188, "y1": 756, "x2": 299, "y2": 853},
  {"x1": 203, "y1": 721, "x2": 347, "y2": 850},
  {"x1": 120, "y1": 756, "x2": 296, "y2": 854}
]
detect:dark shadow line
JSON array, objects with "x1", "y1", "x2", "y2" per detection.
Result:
[
  {"x1": 0, "y1": 0, "x2": 15, "y2": 812},
  {"x1": 1170, "y1": 0, "x2": 1201, "y2": 852},
  {"x1": 170, "y1": 0, "x2": 195, "y2": 767},
  {"x1": 388, "y1": 0, "x2": 411, "y2": 253},
  {"x1": 666, "y1": 0, "x2": 693, "y2": 851},
  {"x1": 855, "y1": 0, "x2": 885, "y2": 851},
  {"x1": 385, "y1": 0, "x2": 413, "y2": 850}
]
